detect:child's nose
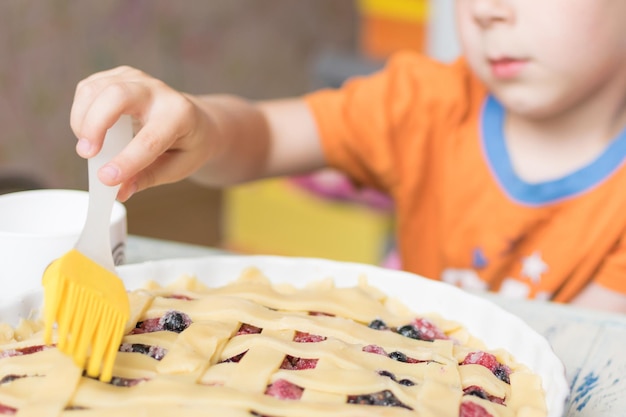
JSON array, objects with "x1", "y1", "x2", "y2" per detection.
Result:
[{"x1": 470, "y1": 0, "x2": 514, "y2": 28}]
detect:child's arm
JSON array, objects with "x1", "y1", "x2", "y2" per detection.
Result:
[
  {"x1": 70, "y1": 66, "x2": 325, "y2": 201},
  {"x1": 570, "y1": 283, "x2": 626, "y2": 314},
  {"x1": 188, "y1": 96, "x2": 325, "y2": 187}
]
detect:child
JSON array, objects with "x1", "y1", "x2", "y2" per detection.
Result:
[{"x1": 69, "y1": 0, "x2": 626, "y2": 313}]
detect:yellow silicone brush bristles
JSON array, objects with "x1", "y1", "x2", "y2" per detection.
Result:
[{"x1": 42, "y1": 249, "x2": 129, "y2": 382}]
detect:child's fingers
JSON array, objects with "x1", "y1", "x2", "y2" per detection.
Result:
[
  {"x1": 116, "y1": 178, "x2": 139, "y2": 203},
  {"x1": 116, "y1": 115, "x2": 215, "y2": 200},
  {"x1": 96, "y1": 117, "x2": 184, "y2": 187},
  {"x1": 115, "y1": 150, "x2": 197, "y2": 202},
  {"x1": 71, "y1": 67, "x2": 140, "y2": 142},
  {"x1": 70, "y1": 66, "x2": 209, "y2": 192},
  {"x1": 71, "y1": 67, "x2": 157, "y2": 158},
  {"x1": 77, "y1": 84, "x2": 152, "y2": 156}
]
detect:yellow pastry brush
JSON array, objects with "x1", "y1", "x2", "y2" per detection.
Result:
[{"x1": 42, "y1": 115, "x2": 132, "y2": 382}]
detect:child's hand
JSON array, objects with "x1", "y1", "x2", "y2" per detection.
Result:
[
  {"x1": 71, "y1": 66, "x2": 325, "y2": 201},
  {"x1": 70, "y1": 66, "x2": 219, "y2": 201}
]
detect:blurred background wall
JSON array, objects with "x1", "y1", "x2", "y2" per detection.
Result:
[
  {"x1": 0, "y1": 0, "x2": 459, "y2": 260},
  {"x1": 0, "y1": 0, "x2": 359, "y2": 246}
]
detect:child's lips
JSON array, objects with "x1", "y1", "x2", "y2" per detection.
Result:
[{"x1": 488, "y1": 57, "x2": 528, "y2": 79}]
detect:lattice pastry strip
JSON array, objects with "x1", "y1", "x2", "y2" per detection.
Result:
[
  {"x1": 156, "y1": 321, "x2": 236, "y2": 379},
  {"x1": 298, "y1": 358, "x2": 348, "y2": 404},
  {"x1": 225, "y1": 339, "x2": 291, "y2": 392},
  {"x1": 4, "y1": 350, "x2": 81, "y2": 417},
  {"x1": 0, "y1": 269, "x2": 547, "y2": 417}
]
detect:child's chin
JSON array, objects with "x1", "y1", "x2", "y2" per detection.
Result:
[{"x1": 491, "y1": 87, "x2": 566, "y2": 119}]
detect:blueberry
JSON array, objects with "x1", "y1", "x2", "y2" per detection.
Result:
[
  {"x1": 0, "y1": 374, "x2": 25, "y2": 384},
  {"x1": 109, "y1": 376, "x2": 146, "y2": 387},
  {"x1": 379, "y1": 390, "x2": 412, "y2": 409},
  {"x1": 110, "y1": 376, "x2": 133, "y2": 387},
  {"x1": 378, "y1": 370, "x2": 415, "y2": 387},
  {"x1": 389, "y1": 351, "x2": 408, "y2": 362},
  {"x1": 368, "y1": 319, "x2": 388, "y2": 330},
  {"x1": 348, "y1": 390, "x2": 411, "y2": 409},
  {"x1": 348, "y1": 393, "x2": 376, "y2": 405},
  {"x1": 494, "y1": 365, "x2": 510, "y2": 384},
  {"x1": 160, "y1": 311, "x2": 191, "y2": 333},
  {"x1": 464, "y1": 386, "x2": 489, "y2": 400},
  {"x1": 378, "y1": 370, "x2": 397, "y2": 381},
  {"x1": 396, "y1": 324, "x2": 420, "y2": 339},
  {"x1": 398, "y1": 379, "x2": 415, "y2": 386},
  {"x1": 130, "y1": 344, "x2": 150, "y2": 355}
]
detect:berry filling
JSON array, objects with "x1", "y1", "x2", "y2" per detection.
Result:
[
  {"x1": 164, "y1": 294, "x2": 194, "y2": 300},
  {"x1": 0, "y1": 345, "x2": 51, "y2": 359},
  {"x1": 280, "y1": 355, "x2": 318, "y2": 370},
  {"x1": 368, "y1": 319, "x2": 389, "y2": 330},
  {"x1": 265, "y1": 379, "x2": 304, "y2": 400},
  {"x1": 222, "y1": 352, "x2": 246, "y2": 363},
  {"x1": 367, "y1": 318, "x2": 448, "y2": 342},
  {"x1": 388, "y1": 350, "x2": 420, "y2": 364},
  {"x1": 397, "y1": 318, "x2": 448, "y2": 342},
  {"x1": 459, "y1": 401, "x2": 494, "y2": 417},
  {"x1": 119, "y1": 343, "x2": 167, "y2": 360},
  {"x1": 347, "y1": 390, "x2": 412, "y2": 409},
  {"x1": 220, "y1": 324, "x2": 263, "y2": 363},
  {"x1": 378, "y1": 370, "x2": 415, "y2": 386},
  {"x1": 130, "y1": 318, "x2": 161, "y2": 334},
  {"x1": 362, "y1": 344, "x2": 426, "y2": 364},
  {"x1": 0, "y1": 376, "x2": 27, "y2": 414},
  {"x1": 362, "y1": 344, "x2": 387, "y2": 355},
  {"x1": 237, "y1": 323, "x2": 262, "y2": 335},
  {"x1": 309, "y1": 311, "x2": 334, "y2": 317},
  {"x1": 293, "y1": 331, "x2": 326, "y2": 343},
  {"x1": 462, "y1": 352, "x2": 511, "y2": 384},
  {"x1": 131, "y1": 310, "x2": 192, "y2": 334},
  {"x1": 109, "y1": 376, "x2": 148, "y2": 387},
  {"x1": 463, "y1": 386, "x2": 505, "y2": 404},
  {"x1": 0, "y1": 375, "x2": 26, "y2": 385},
  {"x1": 0, "y1": 403, "x2": 16, "y2": 415}
]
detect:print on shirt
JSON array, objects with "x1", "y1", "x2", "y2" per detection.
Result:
[
  {"x1": 443, "y1": 250, "x2": 550, "y2": 299},
  {"x1": 497, "y1": 251, "x2": 549, "y2": 299},
  {"x1": 472, "y1": 247, "x2": 488, "y2": 269},
  {"x1": 498, "y1": 278, "x2": 530, "y2": 299},
  {"x1": 441, "y1": 268, "x2": 487, "y2": 291},
  {"x1": 521, "y1": 251, "x2": 548, "y2": 283}
]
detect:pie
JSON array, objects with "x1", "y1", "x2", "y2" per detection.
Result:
[{"x1": 0, "y1": 267, "x2": 547, "y2": 417}]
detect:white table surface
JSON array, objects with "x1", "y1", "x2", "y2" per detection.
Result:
[{"x1": 125, "y1": 235, "x2": 626, "y2": 417}]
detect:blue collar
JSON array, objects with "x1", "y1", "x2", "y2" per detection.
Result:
[{"x1": 481, "y1": 95, "x2": 626, "y2": 205}]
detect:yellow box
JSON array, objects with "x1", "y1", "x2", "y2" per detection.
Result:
[
  {"x1": 357, "y1": 0, "x2": 429, "y2": 23},
  {"x1": 222, "y1": 179, "x2": 394, "y2": 264}
]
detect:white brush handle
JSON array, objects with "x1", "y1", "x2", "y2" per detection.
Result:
[{"x1": 75, "y1": 116, "x2": 133, "y2": 272}]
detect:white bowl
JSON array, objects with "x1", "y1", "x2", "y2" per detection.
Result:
[{"x1": 0, "y1": 189, "x2": 126, "y2": 301}]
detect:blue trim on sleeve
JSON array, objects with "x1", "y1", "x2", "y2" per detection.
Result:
[{"x1": 481, "y1": 96, "x2": 626, "y2": 205}]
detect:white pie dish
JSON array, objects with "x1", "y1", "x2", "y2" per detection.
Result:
[{"x1": 0, "y1": 254, "x2": 569, "y2": 417}]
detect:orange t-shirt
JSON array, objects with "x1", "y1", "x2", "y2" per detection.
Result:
[{"x1": 305, "y1": 51, "x2": 626, "y2": 302}]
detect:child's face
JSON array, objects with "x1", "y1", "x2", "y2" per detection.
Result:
[{"x1": 456, "y1": 0, "x2": 626, "y2": 118}]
